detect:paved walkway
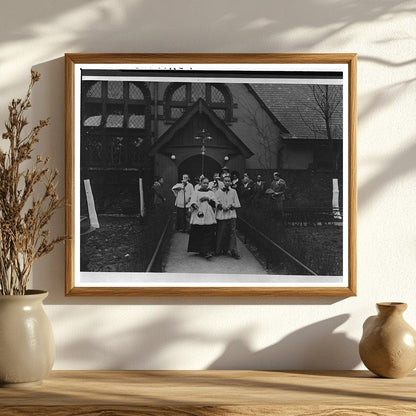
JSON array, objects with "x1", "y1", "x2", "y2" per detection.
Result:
[{"x1": 165, "y1": 231, "x2": 267, "y2": 276}]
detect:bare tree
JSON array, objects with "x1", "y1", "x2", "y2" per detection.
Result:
[
  {"x1": 298, "y1": 85, "x2": 343, "y2": 171},
  {"x1": 240, "y1": 99, "x2": 278, "y2": 171}
]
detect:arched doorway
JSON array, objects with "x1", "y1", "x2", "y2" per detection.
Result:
[{"x1": 178, "y1": 155, "x2": 221, "y2": 184}]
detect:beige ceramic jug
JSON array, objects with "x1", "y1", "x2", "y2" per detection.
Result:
[{"x1": 359, "y1": 302, "x2": 416, "y2": 378}]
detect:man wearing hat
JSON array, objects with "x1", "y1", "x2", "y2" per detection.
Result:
[{"x1": 221, "y1": 166, "x2": 230, "y2": 180}]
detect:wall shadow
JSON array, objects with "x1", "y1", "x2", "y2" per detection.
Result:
[
  {"x1": 53, "y1": 310, "x2": 359, "y2": 370},
  {"x1": 207, "y1": 314, "x2": 360, "y2": 370},
  {"x1": 359, "y1": 139, "x2": 416, "y2": 209},
  {"x1": 0, "y1": 0, "x2": 412, "y2": 53},
  {"x1": 54, "y1": 311, "x2": 215, "y2": 369},
  {"x1": 0, "y1": 0, "x2": 414, "y2": 97}
]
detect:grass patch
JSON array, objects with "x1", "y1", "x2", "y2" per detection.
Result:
[
  {"x1": 82, "y1": 206, "x2": 172, "y2": 272},
  {"x1": 239, "y1": 201, "x2": 342, "y2": 276}
]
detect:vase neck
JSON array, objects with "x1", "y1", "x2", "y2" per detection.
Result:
[
  {"x1": 0, "y1": 290, "x2": 48, "y2": 304},
  {"x1": 377, "y1": 302, "x2": 407, "y2": 316}
]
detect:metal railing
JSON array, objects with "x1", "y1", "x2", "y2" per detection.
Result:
[
  {"x1": 145, "y1": 213, "x2": 173, "y2": 272},
  {"x1": 238, "y1": 216, "x2": 318, "y2": 276}
]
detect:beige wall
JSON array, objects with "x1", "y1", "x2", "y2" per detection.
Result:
[{"x1": 1, "y1": 0, "x2": 415, "y2": 370}]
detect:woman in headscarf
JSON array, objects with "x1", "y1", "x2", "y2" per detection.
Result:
[{"x1": 187, "y1": 177, "x2": 217, "y2": 259}]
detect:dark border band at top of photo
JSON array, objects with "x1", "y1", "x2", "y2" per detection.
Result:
[{"x1": 81, "y1": 69, "x2": 344, "y2": 80}]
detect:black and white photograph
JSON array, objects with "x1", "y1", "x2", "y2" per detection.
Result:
[{"x1": 65, "y1": 54, "x2": 356, "y2": 296}]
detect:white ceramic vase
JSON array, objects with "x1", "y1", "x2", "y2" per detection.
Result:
[{"x1": 0, "y1": 290, "x2": 55, "y2": 387}]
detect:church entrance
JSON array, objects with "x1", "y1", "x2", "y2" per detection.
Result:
[
  {"x1": 149, "y1": 98, "x2": 253, "y2": 192},
  {"x1": 178, "y1": 155, "x2": 221, "y2": 184}
]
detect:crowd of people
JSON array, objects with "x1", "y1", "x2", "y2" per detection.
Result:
[{"x1": 166, "y1": 168, "x2": 287, "y2": 261}]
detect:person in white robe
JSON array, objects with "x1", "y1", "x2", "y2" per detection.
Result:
[
  {"x1": 187, "y1": 177, "x2": 217, "y2": 259},
  {"x1": 215, "y1": 175, "x2": 241, "y2": 259},
  {"x1": 171, "y1": 174, "x2": 193, "y2": 232}
]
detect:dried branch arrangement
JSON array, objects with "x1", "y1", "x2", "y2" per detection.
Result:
[{"x1": 0, "y1": 71, "x2": 65, "y2": 295}]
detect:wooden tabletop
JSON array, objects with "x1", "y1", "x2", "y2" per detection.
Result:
[{"x1": 1, "y1": 370, "x2": 415, "y2": 415}]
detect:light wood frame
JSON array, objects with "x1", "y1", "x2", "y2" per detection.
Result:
[{"x1": 65, "y1": 53, "x2": 357, "y2": 297}]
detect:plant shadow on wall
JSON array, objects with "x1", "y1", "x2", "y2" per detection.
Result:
[
  {"x1": 208, "y1": 314, "x2": 360, "y2": 370},
  {"x1": 53, "y1": 308, "x2": 359, "y2": 370},
  {"x1": 0, "y1": 0, "x2": 414, "y2": 93},
  {"x1": 357, "y1": 53, "x2": 416, "y2": 210},
  {"x1": 60, "y1": 1, "x2": 414, "y2": 52},
  {"x1": 358, "y1": 139, "x2": 416, "y2": 209},
  {"x1": 53, "y1": 309, "x2": 219, "y2": 369}
]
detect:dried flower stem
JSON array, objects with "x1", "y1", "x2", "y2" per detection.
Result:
[{"x1": 0, "y1": 71, "x2": 65, "y2": 295}]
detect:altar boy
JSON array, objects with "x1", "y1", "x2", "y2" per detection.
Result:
[
  {"x1": 215, "y1": 175, "x2": 241, "y2": 259},
  {"x1": 172, "y1": 174, "x2": 193, "y2": 232}
]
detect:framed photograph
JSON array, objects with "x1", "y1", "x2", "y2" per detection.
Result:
[{"x1": 65, "y1": 53, "x2": 356, "y2": 296}]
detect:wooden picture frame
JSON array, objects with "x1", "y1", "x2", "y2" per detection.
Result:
[{"x1": 65, "y1": 53, "x2": 356, "y2": 296}]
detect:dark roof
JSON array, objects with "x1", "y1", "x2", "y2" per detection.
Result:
[{"x1": 249, "y1": 84, "x2": 343, "y2": 140}]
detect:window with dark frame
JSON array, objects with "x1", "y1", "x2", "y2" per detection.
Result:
[
  {"x1": 81, "y1": 80, "x2": 151, "y2": 169},
  {"x1": 164, "y1": 82, "x2": 234, "y2": 123}
]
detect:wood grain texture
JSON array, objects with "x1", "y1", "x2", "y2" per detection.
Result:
[
  {"x1": 65, "y1": 286, "x2": 357, "y2": 297},
  {"x1": 64, "y1": 53, "x2": 357, "y2": 297},
  {"x1": 65, "y1": 53, "x2": 358, "y2": 65},
  {"x1": 0, "y1": 370, "x2": 415, "y2": 415},
  {"x1": 65, "y1": 54, "x2": 75, "y2": 296},
  {"x1": 3, "y1": 405, "x2": 416, "y2": 416},
  {"x1": 348, "y1": 54, "x2": 358, "y2": 296}
]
